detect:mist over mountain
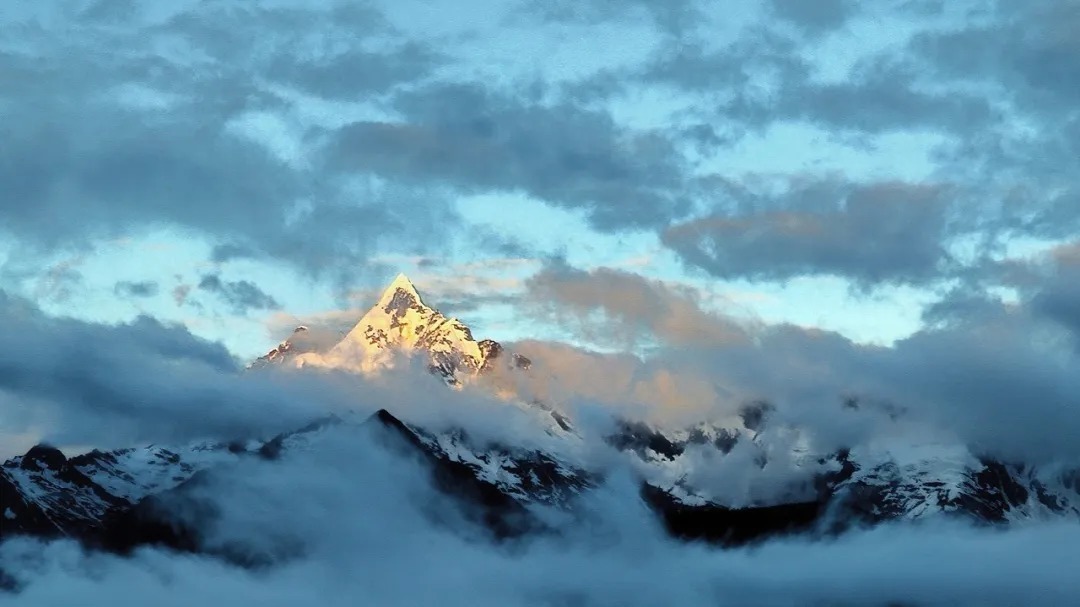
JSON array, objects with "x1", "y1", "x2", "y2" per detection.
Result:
[
  {"x1": 5, "y1": 0, "x2": 1080, "y2": 604},
  {"x1": 3, "y1": 276, "x2": 1080, "y2": 606}
]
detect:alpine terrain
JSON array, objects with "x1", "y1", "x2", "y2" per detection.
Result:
[{"x1": 3, "y1": 274, "x2": 1079, "y2": 563}]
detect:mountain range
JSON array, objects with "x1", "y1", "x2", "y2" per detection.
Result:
[{"x1": 3, "y1": 274, "x2": 1079, "y2": 566}]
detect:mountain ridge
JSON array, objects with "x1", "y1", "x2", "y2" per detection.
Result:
[
  {"x1": 254, "y1": 273, "x2": 491, "y2": 383},
  {"x1": 3, "y1": 273, "x2": 1080, "y2": 569}
]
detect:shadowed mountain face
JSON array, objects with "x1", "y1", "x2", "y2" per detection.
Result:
[{"x1": 3, "y1": 275, "x2": 1079, "y2": 566}]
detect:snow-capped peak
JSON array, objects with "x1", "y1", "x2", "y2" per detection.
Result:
[
  {"x1": 381, "y1": 273, "x2": 422, "y2": 305},
  {"x1": 292, "y1": 274, "x2": 487, "y2": 379}
]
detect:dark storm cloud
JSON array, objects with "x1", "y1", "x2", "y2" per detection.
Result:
[
  {"x1": 661, "y1": 178, "x2": 954, "y2": 285},
  {"x1": 113, "y1": 280, "x2": 159, "y2": 298},
  {"x1": 198, "y1": 274, "x2": 281, "y2": 314},
  {"x1": 326, "y1": 82, "x2": 692, "y2": 230}
]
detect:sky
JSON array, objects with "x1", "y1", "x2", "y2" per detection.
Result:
[
  {"x1": 1, "y1": 0, "x2": 1079, "y2": 450},
  {"x1": 7, "y1": 0, "x2": 1079, "y2": 363},
  {"x1": 0, "y1": 0, "x2": 1077, "y2": 462},
  {"x1": 4, "y1": 1, "x2": 1080, "y2": 603}
]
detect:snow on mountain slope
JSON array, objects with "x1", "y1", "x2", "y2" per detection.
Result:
[
  {"x1": 7, "y1": 272, "x2": 1080, "y2": 557},
  {"x1": 250, "y1": 325, "x2": 343, "y2": 369},
  {"x1": 70, "y1": 442, "x2": 246, "y2": 503},
  {"x1": 292, "y1": 274, "x2": 487, "y2": 381},
  {"x1": 0, "y1": 439, "x2": 266, "y2": 541},
  {"x1": 1, "y1": 445, "x2": 128, "y2": 538},
  {"x1": 247, "y1": 275, "x2": 1080, "y2": 525},
  {"x1": 402, "y1": 416, "x2": 591, "y2": 505},
  {"x1": 832, "y1": 442, "x2": 1080, "y2": 525}
]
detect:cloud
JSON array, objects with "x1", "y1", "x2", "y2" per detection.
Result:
[
  {"x1": 267, "y1": 42, "x2": 443, "y2": 100},
  {"x1": 26, "y1": 257, "x2": 86, "y2": 305},
  {"x1": 523, "y1": 263, "x2": 749, "y2": 348},
  {"x1": 4, "y1": 423, "x2": 1080, "y2": 606},
  {"x1": 502, "y1": 255, "x2": 1080, "y2": 464},
  {"x1": 172, "y1": 284, "x2": 193, "y2": 307},
  {"x1": 197, "y1": 274, "x2": 281, "y2": 315},
  {"x1": 0, "y1": 291, "x2": 346, "y2": 450},
  {"x1": 523, "y1": 0, "x2": 703, "y2": 35},
  {"x1": 325, "y1": 82, "x2": 692, "y2": 231},
  {"x1": 0, "y1": 1, "x2": 459, "y2": 278},
  {"x1": 113, "y1": 280, "x2": 159, "y2": 298},
  {"x1": 0, "y1": 291, "x2": 556, "y2": 456},
  {"x1": 1013, "y1": 242, "x2": 1080, "y2": 347},
  {"x1": 640, "y1": 15, "x2": 993, "y2": 138},
  {"x1": 662, "y1": 178, "x2": 955, "y2": 286},
  {"x1": 767, "y1": 0, "x2": 857, "y2": 34}
]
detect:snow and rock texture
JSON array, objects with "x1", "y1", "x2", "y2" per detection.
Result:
[
  {"x1": 0, "y1": 445, "x2": 127, "y2": 539},
  {"x1": 829, "y1": 444, "x2": 1080, "y2": 525},
  {"x1": 601, "y1": 417, "x2": 1080, "y2": 531},
  {"x1": 250, "y1": 322, "x2": 358, "y2": 370},
  {"x1": 5, "y1": 272, "x2": 1080, "y2": 556},
  {"x1": 0, "y1": 440, "x2": 251, "y2": 542},
  {"x1": 4, "y1": 411, "x2": 1080, "y2": 554},
  {"x1": 290, "y1": 273, "x2": 488, "y2": 382}
]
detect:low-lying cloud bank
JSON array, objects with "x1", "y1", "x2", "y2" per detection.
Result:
[
  {"x1": 516, "y1": 255, "x2": 1080, "y2": 464},
  {"x1": 3, "y1": 426, "x2": 1078, "y2": 607}
]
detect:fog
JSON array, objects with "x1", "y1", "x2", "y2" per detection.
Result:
[
  {"x1": 3, "y1": 289, "x2": 1079, "y2": 606},
  {"x1": 3, "y1": 422, "x2": 1077, "y2": 607}
]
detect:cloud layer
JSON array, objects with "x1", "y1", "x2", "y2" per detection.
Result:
[{"x1": 4, "y1": 424, "x2": 1080, "y2": 607}]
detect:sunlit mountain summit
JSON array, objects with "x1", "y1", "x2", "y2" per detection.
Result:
[
  {"x1": 3, "y1": 273, "x2": 1080, "y2": 574},
  {"x1": 255, "y1": 273, "x2": 505, "y2": 382}
]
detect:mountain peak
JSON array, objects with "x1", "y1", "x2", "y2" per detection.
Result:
[
  {"x1": 376, "y1": 272, "x2": 425, "y2": 316},
  {"x1": 381, "y1": 272, "x2": 420, "y2": 300},
  {"x1": 284, "y1": 271, "x2": 486, "y2": 379}
]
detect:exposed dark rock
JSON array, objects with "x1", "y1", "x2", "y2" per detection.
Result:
[
  {"x1": 606, "y1": 421, "x2": 684, "y2": 460},
  {"x1": 20, "y1": 444, "x2": 68, "y2": 471},
  {"x1": 365, "y1": 409, "x2": 539, "y2": 540},
  {"x1": 738, "y1": 401, "x2": 774, "y2": 433},
  {"x1": 641, "y1": 484, "x2": 823, "y2": 546}
]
